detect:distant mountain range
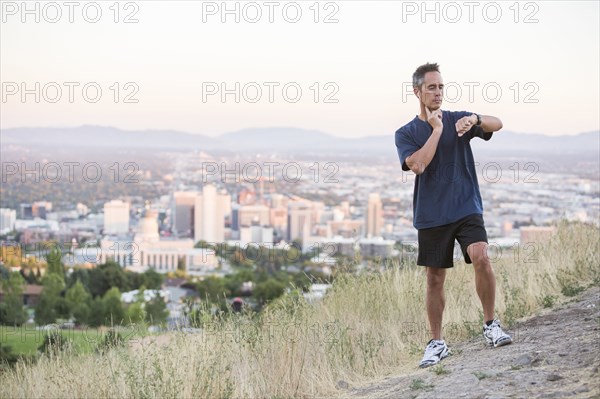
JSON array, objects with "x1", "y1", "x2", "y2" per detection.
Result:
[{"x1": 1, "y1": 125, "x2": 598, "y2": 156}]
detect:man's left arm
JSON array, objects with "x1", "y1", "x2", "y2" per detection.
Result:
[{"x1": 456, "y1": 114, "x2": 503, "y2": 137}]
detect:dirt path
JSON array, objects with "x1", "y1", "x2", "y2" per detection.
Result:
[{"x1": 342, "y1": 286, "x2": 600, "y2": 399}]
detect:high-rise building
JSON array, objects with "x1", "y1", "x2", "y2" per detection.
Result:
[
  {"x1": 19, "y1": 204, "x2": 33, "y2": 219},
  {"x1": 202, "y1": 184, "x2": 217, "y2": 241},
  {"x1": 194, "y1": 185, "x2": 228, "y2": 244},
  {"x1": 287, "y1": 202, "x2": 312, "y2": 242},
  {"x1": 172, "y1": 191, "x2": 197, "y2": 237},
  {"x1": 221, "y1": 190, "x2": 232, "y2": 217},
  {"x1": 365, "y1": 193, "x2": 383, "y2": 238},
  {"x1": 0, "y1": 208, "x2": 17, "y2": 234},
  {"x1": 103, "y1": 200, "x2": 130, "y2": 235},
  {"x1": 231, "y1": 203, "x2": 241, "y2": 231}
]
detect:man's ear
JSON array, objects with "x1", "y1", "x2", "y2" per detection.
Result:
[{"x1": 414, "y1": 89, "x2": 421, "y2": 100}]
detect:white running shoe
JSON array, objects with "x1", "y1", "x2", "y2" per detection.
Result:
[
  {"x1": 419, "y1": 339, "x2": 449, "y2": 368},
  {"x1": 483, "y1": 319, "x2": 513, "y2": 348}
]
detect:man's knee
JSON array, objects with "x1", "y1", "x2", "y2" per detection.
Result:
[
  {"x1": 426, "y1": 267, "x2": 446, "y2": 288},
  {"x1": 468, "y1": 242, "x2": 490, "y2": 266}
]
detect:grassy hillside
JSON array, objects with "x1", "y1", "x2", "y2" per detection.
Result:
[{"x1": 1, "y1": 221, "x2": 598, "y2": 398}]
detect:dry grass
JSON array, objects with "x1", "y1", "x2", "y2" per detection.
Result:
[{"x1": 1, "y1": 221, "x2": 598, "y2": 398}]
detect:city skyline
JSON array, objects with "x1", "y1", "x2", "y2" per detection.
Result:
[{"x1": 2, "y1": 1, "x2": 599, "y2": 138}]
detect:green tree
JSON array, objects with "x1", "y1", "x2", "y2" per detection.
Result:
[
  {"x1": 0, "y1": 341, "x2": 18, "y2": 368},
  {"x1": 25, "y1": 268, "x2": 38, "y2": 284},
  {"x1": 124, "y1": 286, "x2": 146, "y2": 325},
  {"x1": 45, "y1": 244, "x2": 65, "y2": 281},
  {"x1": 129, "y1": 270, "x2": 163, "y2": 290},
  {"x1": 142, "y1": 269, "x2": 163, "y2": 290},
  {"x1": 144, "y1": 292, "x2": 168, "y2": 326},
  {"x1": 253, "y1": 279, "x2": 286, "y2": 304},
  {"x1": 89, "y1": 261, "x2": 129, "y2": 298},
  {"x1": 35, "y1": 274, "x2": 66, "y2": 325},
  {"x1": 197, "y1": 276, "x2": 230, "y2": 304},
  {"x1": 66, "y1": 268, "x2": 90, "y2": 291},
  {"x1": 126, "y1": 302, "x2": 145, "y2": 325},
  {"x1": 88, "y1": 297, "x2": 105, "y2": 327},
  {"x1": 194, "y1": 240, "x2": 214, "y2": 249},
  {"x1": 65, "y1": 280, "x2": 91, "y2": 325},
  {"x1": 0, "y1": 265, "x2": 9, "y2": 279},
  {"x1": 102, "y1": 287, "x2": 125, "y2": 326},
  {"x1": 224, "y1": 269, "x2": 255, "y2": 297},
  {"x1": 0, "y1": 272, "x2": 27, "y2": 326}
]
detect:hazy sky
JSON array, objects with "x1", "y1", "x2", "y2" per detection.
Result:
[{"x1": 1, "y1": 0, "x2": 599, "y2": 137}]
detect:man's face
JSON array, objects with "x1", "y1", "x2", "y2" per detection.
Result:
[{"x1": 415, "y1": 71, "x2": 444, "y2": 110}]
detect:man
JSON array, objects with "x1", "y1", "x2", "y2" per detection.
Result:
[{"x1": 395, "y1": 63, "x2": 512, "y2": 369}]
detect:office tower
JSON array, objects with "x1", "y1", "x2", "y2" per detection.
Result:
[
  {"x1": 287, "y1": 202, "x2": 312, "y2": 242},
  {"x1": 194, "y1": 184, "x2": 228, "y2": 244},
  {"x1": 365, "y1": 193, "x2": 383, "y2": 238},
  {"x1": 104, "y1": 200, "x2": 130, "y2": 235},
  {"x1": 19, "y1": 204, "x2": 33, "y2": 219},
  {"x1": 172, "y1": 191, "x2": 197, "y2": 237},
  {"x1": 231, "y1": 203, "x2": 241, "y2": 231},
  {"x1": 0, "y1": 208, "x2": 17, "y2": 234}
]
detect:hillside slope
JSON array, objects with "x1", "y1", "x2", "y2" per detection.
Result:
[{"x1": 342, "y1": 286, "x2": 600, "y2": 399}]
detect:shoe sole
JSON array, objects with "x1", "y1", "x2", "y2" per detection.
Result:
[
  {"x1": 485, "y1": 337, "x2": 513, "y2": 348},
  {"x1": 494, "y1": 337, "x2": 512, "y2": 348},
  {"x1": 419, "y1": 347, "x2": 450, "y2": 368}
]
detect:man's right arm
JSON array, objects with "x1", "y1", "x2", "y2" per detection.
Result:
[
  {"x1": 405, "y1": 127, "x2": 442, "y2": 175},
  {"x1": 405, "y1": 108, "x2": 444, "y2": 175}
]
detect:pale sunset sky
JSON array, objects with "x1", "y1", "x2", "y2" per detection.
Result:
[{"x1": 1, "y1": 0, "x2": 599, "y2": 137}]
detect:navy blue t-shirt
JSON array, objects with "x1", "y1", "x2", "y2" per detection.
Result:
[{"x1": 395, "y1": 111, "x2": 493, "y2": 229}]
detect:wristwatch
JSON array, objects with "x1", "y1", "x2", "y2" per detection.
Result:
[{"x1": 475, "y1": 113, "x2": 481, "y2": 126}]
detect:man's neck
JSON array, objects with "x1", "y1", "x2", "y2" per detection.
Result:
[{"x1": 418, "y1": 106, "x2": 429, "y2": 121}]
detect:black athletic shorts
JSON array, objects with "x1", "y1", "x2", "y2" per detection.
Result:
[{"x1": 417, "y1": 213, "x2": 488, "y2": 268}]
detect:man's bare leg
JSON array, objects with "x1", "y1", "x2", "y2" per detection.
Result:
[
  {"x1": 468, "y1": 242, "x2": 495, "y2": 322},
  {"x1": 426, "y1": 267, "x2": 447, "y2": 340}
]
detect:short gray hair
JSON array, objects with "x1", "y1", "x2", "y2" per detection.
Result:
[{"x1": 412, "y1": 63, "x2": 440, "y2": 89}]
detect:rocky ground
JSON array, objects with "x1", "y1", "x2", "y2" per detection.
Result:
[{"x1": 340, "y1": 286, "x2": 600, "y2": 399}]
